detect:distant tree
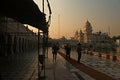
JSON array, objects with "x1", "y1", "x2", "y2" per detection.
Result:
[
  {"x1": 117, "y1": 35, "x2": 120, "y2": 39},
  {"x1": 60, "y1": 36, "x2": 67, "y2": 40},
  {"x1": 112, "y1": 36, "x2": 117, "y2": 41},
  {"x1": 112, "y1": 35, "x2": 120, "y2": 41}
]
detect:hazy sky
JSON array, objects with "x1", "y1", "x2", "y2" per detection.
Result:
[{"x1": 33, "y1": 0, "x2": 120, "y2": 39}]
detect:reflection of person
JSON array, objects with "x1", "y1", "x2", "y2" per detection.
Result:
[
  {"x1": 52, "y1": 43, "x2": 59, "y2": 62},
  {"x1": 64, "y1": 43, "x2": 71, "y2": 59},
  {"x1": 77, "y1": 43, "x2": 82, "y2": 63}
]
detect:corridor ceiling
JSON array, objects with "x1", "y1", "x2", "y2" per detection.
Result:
[{"x1": 0, "y1": 0, "x2": 47, "y2": 31}]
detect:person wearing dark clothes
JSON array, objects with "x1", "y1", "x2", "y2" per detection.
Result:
[
  {"x1": 52, "y1": 43, "x2": 59, "y2": 62},
  {"x1": 64, "y1": 43, "x2": 71, "y2": 59},
  {"x1": 77, "y1": 43, "x2": 82, "y2": 63}
]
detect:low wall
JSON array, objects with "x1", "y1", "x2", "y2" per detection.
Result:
[{"x1": 83, "y1": 51, "x2": 120, "y2": 62}]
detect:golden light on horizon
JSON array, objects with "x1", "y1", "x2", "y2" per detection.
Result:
[
  {"x1": 34, "y1": 0, "x2": 120, "y2": 38},
  {"x1": 28, "y1": 25, "x2": 38, "y2": 33}
]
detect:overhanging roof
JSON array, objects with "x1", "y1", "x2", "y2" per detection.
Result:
[{"x1": 0, "y1": 0, "x2": 47, "y2": 31}]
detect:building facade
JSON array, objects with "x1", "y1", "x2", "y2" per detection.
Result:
[
  {"x1": 74, "y1": 20, "x2": 111, "y2": 45},
  {"x1": 116, "y1": 39, "x2": 120, "y2": 46},
  {"x1": 0, "y1": 17, "x2": 39, "y2": 56}
]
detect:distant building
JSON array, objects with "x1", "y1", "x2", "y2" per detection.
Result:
[
  {"x1": 74, "y1": 20, "x2": 111, "y2": 45},
  {"x1": 116, "y1": 39, "x2": 120, "y2": 46},
  {"x1": 52, "y1": 36, "x2": 78, "y2": 47}
]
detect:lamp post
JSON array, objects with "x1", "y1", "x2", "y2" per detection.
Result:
[
  {"x1": 43, "y1": 0, "x2": 44, "y2": 13},
  {"x1": 38, "y1": 0, "x2": 51, "y2": 79},
  {"x1": 38, "y1": 29, "x2": 40, "y2": 79}
]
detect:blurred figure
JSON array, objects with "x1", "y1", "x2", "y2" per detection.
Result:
[
  {"x1": 52, "y1": 43, "x2": 59, "y2": 62},
  {"x1": 77, "y1": 43, "x2": 82, "y2": 63},
  {"x1": 64, "y1": 43, "x2": 71, "y2": 59}
]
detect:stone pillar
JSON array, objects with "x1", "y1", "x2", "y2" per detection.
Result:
[
  {"x1": 24, "y1": 39, "x2": 27, "y2": 52},
  {"x1": 22, "y1": 38, "x2": 24, "y2": 53},
  {"x1": 7, "y1": 35, "x2": 13, "y2": 55},
  {"x1": 13, "y1": 36, "x2": 16, "y2": 54},
  {"x1": 5, "y1": 34, "x2": 8, "y2": 56},
  {"x1": 13, "y1": 36, "x2": 19, "y2": 54},
  {"x1": 16, "y1": 37, "x2": 19, "y2": 54},
  {"x1": 25, "y1": 39, "x2": 28, "y2": 52},
  {"x1": 10, "y1": 36, "x2": 14, "y2": 55},
  {"x1": 19, "y1": 38, "x2": 21, "y2": 53},
  {"x1": 0, "y1": 33, "x2": 6, "y2": 56}
]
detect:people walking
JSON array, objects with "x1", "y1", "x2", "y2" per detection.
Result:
[
  {"x1": 64, "y1": 43, "x2": 71, "y2": 59},
  {"x1": 77, "y1": 43, "x2": 82, "y2": 63},
  {"x1": 52, "y1": 43, "x2": 59, "y2": 62}
]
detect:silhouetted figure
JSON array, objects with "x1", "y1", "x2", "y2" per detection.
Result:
[
  {"x1": 64, "y1": 43, "x2": 71, "y2": 59},
  {"x1": 52, "y1": 43, "x2": 59, "y2": 62},
  {"x1": 77, "y1": 43, "x2": 82, "y2": 63}
]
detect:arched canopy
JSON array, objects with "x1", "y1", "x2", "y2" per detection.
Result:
[{"x1": 0, "y1": 0, "x2": 47, "y2": 32}]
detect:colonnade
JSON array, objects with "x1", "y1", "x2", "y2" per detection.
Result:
[
  {"x1": 0, "y1": 32, "x2": 38, "y2": 57},
  {"x1": 0, "y1": 17, "x2": 39, "y2": 57}
]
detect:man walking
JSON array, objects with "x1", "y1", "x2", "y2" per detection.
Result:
[
  {"x1": 77, "y1": 43, "x2": 82, "y2": 63},
  {"x1": 52, "y1": 43, "x2": 59, "y2": 62},
  {"x1": 64, "y1": 43, "x2": 71, "y2": 59}
]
